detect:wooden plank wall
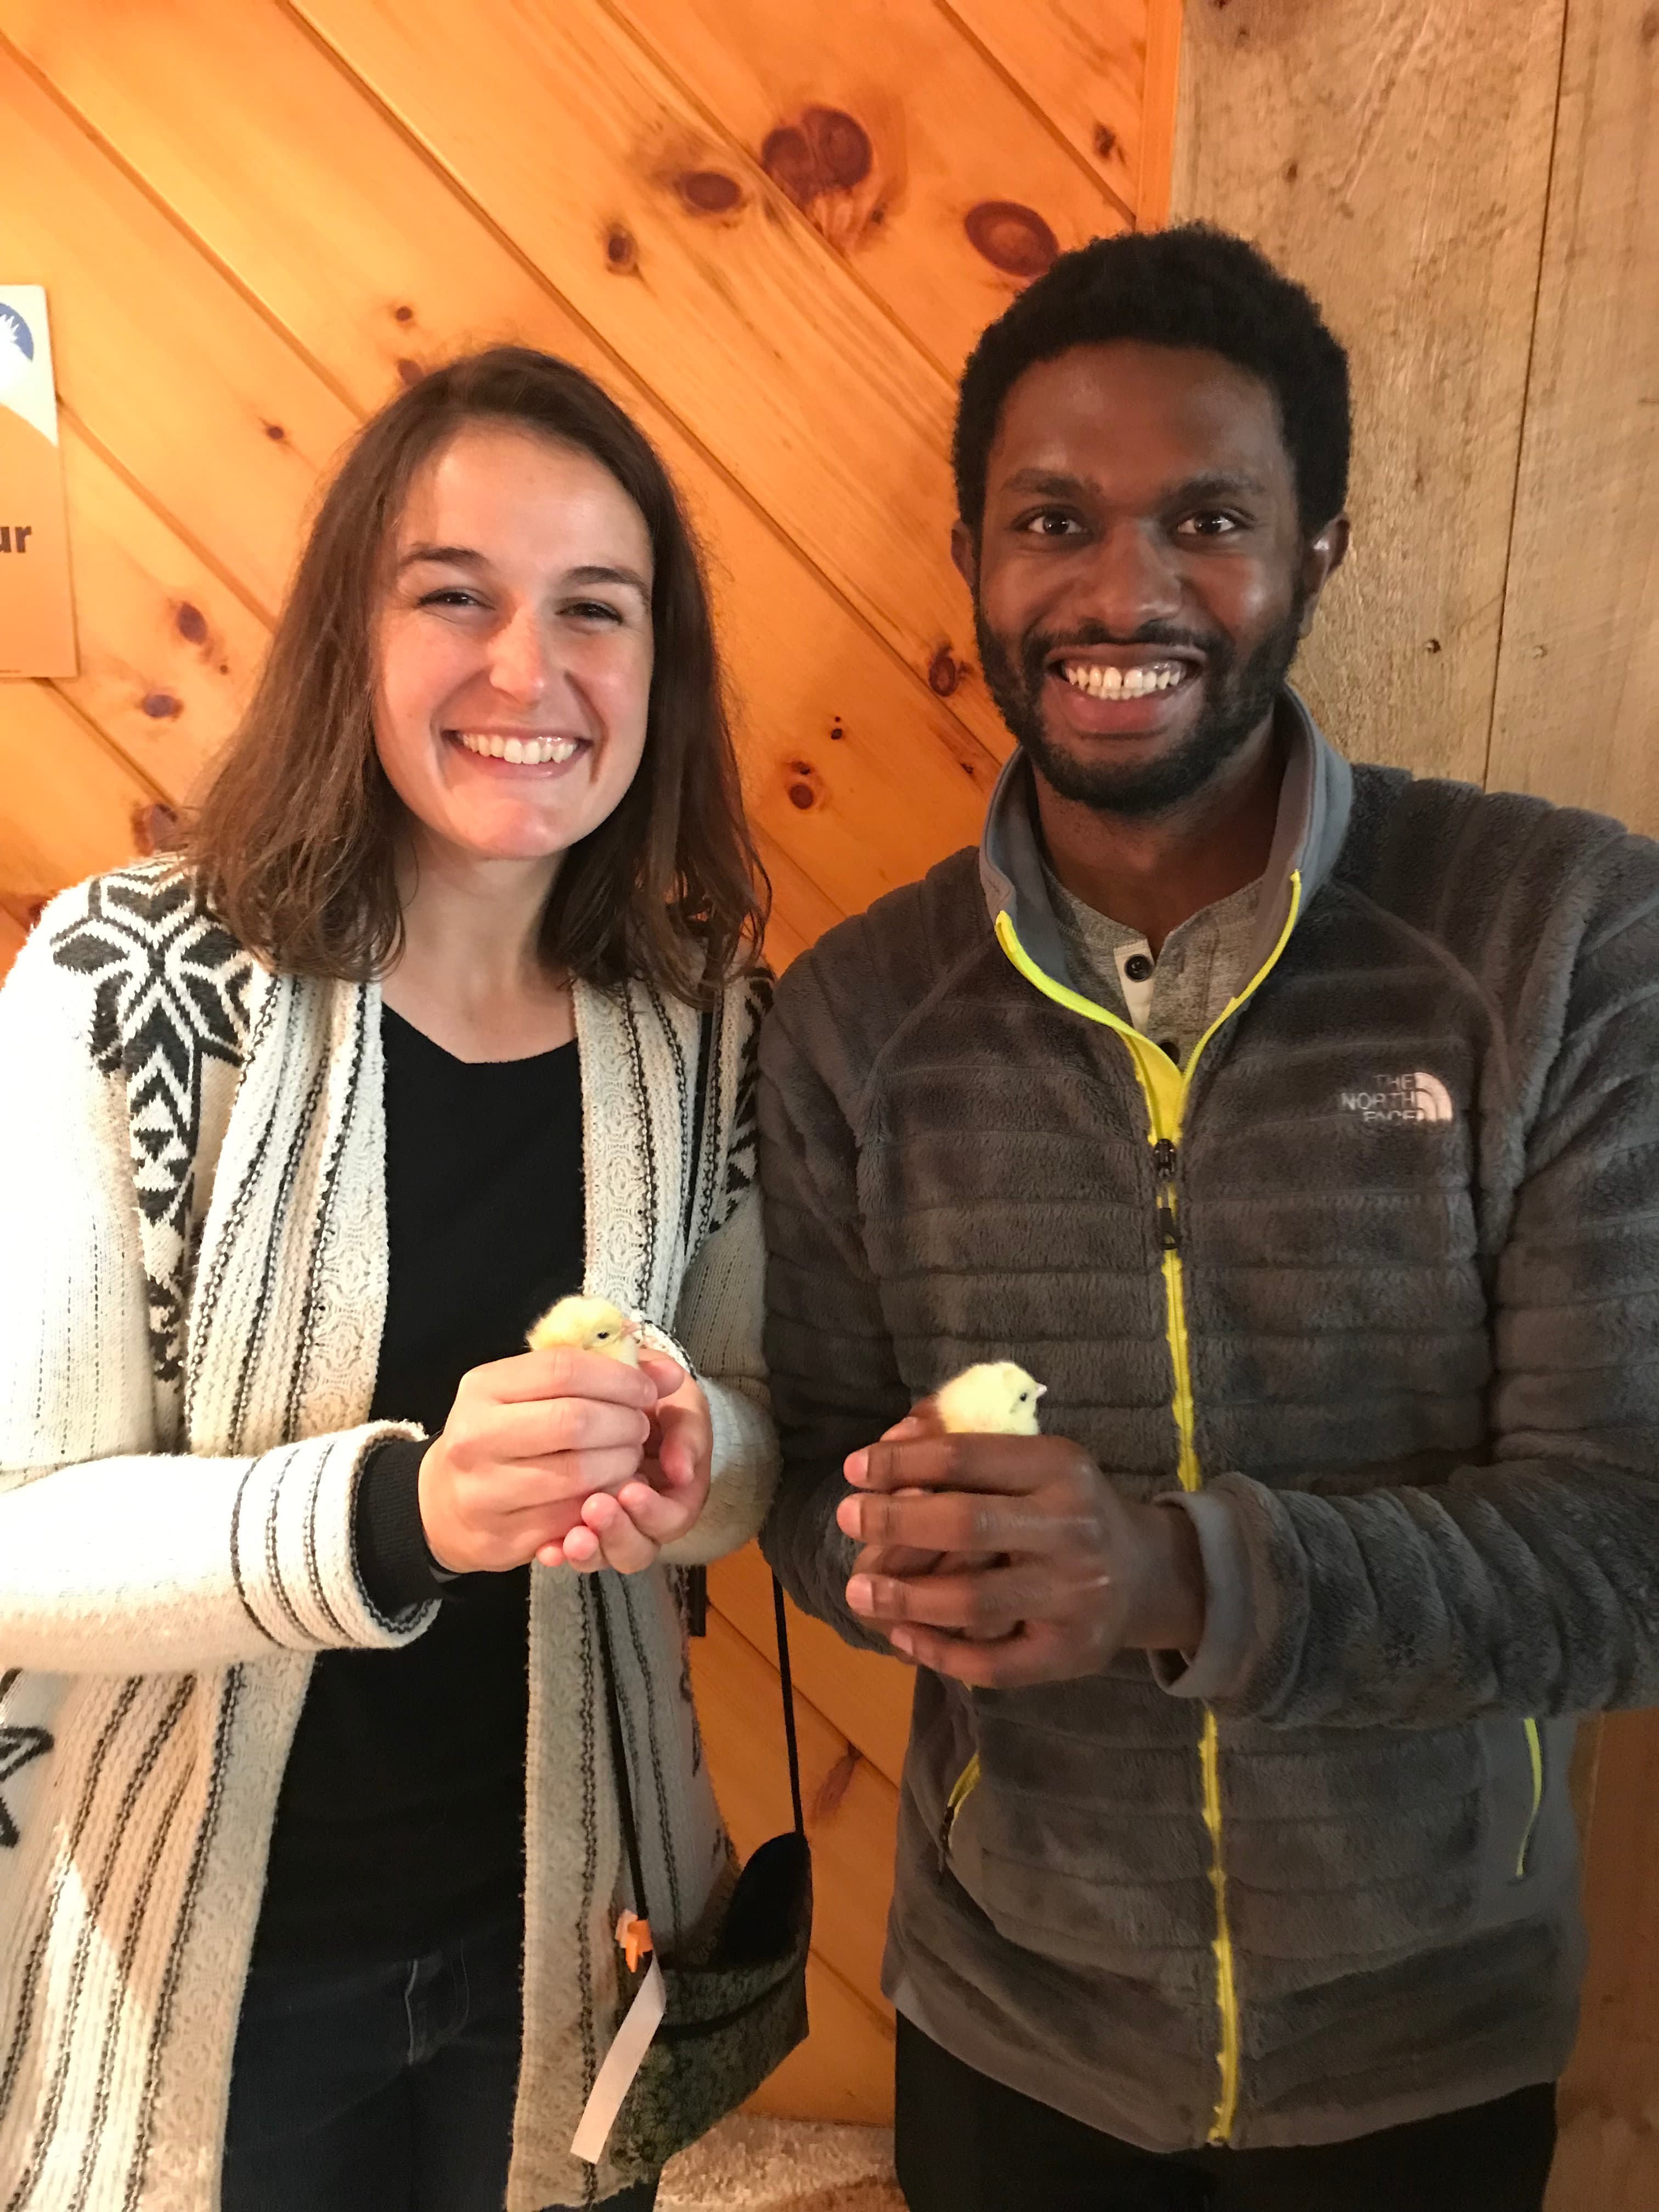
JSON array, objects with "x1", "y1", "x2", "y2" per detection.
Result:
[
  {"x1": 1172, "y1": 2, "x2": 1658, "y2": 2204},
  {"x1": 0, "y1": 0, "x2": 1180, "y2": 2121}
]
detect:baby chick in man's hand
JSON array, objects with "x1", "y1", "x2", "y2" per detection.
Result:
[{"x1": 848, "y1": 1359, "x2": 1048, "y2": 1644}]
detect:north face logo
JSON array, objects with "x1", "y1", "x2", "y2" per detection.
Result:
[{"x1": 1338, "y1": 1073, "x2": 1454, "y2": 1126}]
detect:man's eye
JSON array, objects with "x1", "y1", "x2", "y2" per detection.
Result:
[
  {"x1": 1178, "y1": 512, "x2": 1246, "y2": 539},
  {"x1": 1019, "y1": 511, "x2": 1085, "y2": 539}
]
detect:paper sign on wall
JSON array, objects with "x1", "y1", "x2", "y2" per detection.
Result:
[{"x1": 0, "y1": 286, "x2": 77, "y2": 678}]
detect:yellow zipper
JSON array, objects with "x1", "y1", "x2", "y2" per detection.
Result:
[
  {"x1": 993, "y1": 874, "x2": 1302, "y2": 2146},
  {"x1": 1516, "y1": 1719, "x2": 1543, "y2": 1879},
  {"x1": 939, "y1": 1751, "x2": 983, "y2": 1868}
]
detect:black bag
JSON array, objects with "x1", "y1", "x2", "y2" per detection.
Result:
[{"x1": 583, "y1": 1571, "x2": 812, "y2": 2180}]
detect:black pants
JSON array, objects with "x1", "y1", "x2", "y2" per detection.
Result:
[
  {"x1": 894, "y1": 2016, "x2": 1556, "y2": 2212},
  {"x1": 222, "y1": 1912, "x2": 657, "y2": 2212}
]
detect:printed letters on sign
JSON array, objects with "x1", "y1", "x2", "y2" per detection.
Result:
[{"x1": 0, "y1": 285, "x2": 77, "y2": 678}]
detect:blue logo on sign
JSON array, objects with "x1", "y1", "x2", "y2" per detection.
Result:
[{"x1": 0, "y1": 307, "x2": 33, "y2": 363}]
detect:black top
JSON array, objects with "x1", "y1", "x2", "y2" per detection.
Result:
[{"x1": 251, "y1": 1008, "x2": 585, "y2": 1965}]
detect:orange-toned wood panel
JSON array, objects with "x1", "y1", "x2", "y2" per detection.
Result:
[
  {"x1": 606, "y1": 0, "x2": 1131, "y2": 373},
  {"x1": 1, "y1": 0, "x2": 996, "y2": 934}
]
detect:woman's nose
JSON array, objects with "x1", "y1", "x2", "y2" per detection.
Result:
[{"x1": 487, "y1": 607, "x2": 555, "y2": 704}]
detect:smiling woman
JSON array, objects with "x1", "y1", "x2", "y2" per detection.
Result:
[
  {"x1": 190, "y1": 349, "x2": 765, "y2": 1003},
  {"x1": 0, "y1": 348, "x2": 780, "y2": 2212}
]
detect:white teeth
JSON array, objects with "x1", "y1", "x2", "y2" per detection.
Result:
[
  {"x1": 455, "y1": 732, "x2": 584, "y2": 766},
  {"x1": 1061, "y1": 661, "x2": 1187, "y2": 699}
]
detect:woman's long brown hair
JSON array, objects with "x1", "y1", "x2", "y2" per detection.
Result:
[{"x1": 189, "y1": 348, "x2": 767, "y2": 1005}]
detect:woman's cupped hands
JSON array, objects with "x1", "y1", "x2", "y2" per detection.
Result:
[{"x1": 416, "y1": 1343, "x2": 713, "y2": 1578}]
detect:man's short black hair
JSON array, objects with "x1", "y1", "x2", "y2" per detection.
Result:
[{"x1": 953, "y1": 224, "x2": 1351, "y2": 542}]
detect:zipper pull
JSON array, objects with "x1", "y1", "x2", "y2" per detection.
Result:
[{"x1": 1152, "y1": 1137, "x2": 1179, "y2": 1251}]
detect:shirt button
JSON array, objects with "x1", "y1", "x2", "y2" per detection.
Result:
[{"x1": 1124, "y1": 952, "x2": 1154, "y2": 983}]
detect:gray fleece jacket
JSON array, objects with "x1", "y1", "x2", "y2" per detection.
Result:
[{"x1": 758, "y1": 696, "x2": 1659, "y2": 2153}]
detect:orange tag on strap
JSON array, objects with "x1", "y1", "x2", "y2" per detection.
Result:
[{"x1": 616, "y1": 1909, "x2": 653, "y2": 1972}]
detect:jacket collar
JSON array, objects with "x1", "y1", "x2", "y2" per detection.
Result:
[{"x1": 977, "y1": 687, "x2": 1353, "y2": 998}]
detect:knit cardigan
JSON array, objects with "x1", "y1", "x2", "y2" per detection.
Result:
[{"x1": 0, "y1": 861, "x2": 778, "y2": 2212}]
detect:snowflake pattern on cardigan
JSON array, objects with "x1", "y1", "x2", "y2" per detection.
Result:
[{"x1": 49, "y1": 866, "x2": 253, "y2": 1385}]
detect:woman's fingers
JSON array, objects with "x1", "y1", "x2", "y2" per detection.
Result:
[{"x1": 451, "y1": 1395, "x2": 651, "y2": 1470}]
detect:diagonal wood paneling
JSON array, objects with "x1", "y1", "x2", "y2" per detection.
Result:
[{"x1": 0, "y1": 0, "x2": 1169, "y2": 2120}]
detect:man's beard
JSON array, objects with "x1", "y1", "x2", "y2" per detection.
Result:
[{"x1": 973, "y1": 596, "x2": 1305, "y2": 817}]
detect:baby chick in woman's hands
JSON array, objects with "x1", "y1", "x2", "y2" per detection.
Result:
[{"x1": 526, "y1": 1293, "x2": 642, "y2": 1363}]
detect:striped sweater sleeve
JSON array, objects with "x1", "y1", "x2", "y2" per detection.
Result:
[
  {"x1": 654, "y1": 972, "x2": 777, "y2": 1566},
  {"x1": 0, "y1": 913, "x2": 433, "y2": 1672}
]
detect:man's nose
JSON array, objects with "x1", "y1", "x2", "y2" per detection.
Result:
[{"x1": 1071, "y1": 520, "x2": 1183, "y2": 635}]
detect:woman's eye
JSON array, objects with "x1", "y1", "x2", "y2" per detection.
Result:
[
  {"x1": 565, "y1": 600, "x2": 627, "y2": 625},
  {"x1": 416, "y1": 588, "x2": 486, "y2": 610}
]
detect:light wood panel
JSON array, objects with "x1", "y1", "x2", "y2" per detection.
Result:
[
  {"x1": 1553, "y1": 1708, "x2": 1659, "y2": 2208},
  {"x1": 1170, "y1": 0, "x2": 1569, "y2": 784},
  {"x1": 1486, "y1": 0, "x2": 1659, "y2": 833}
]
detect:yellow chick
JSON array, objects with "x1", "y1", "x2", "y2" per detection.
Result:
[
  {"x1": 934, "y1": 1360, "x2": 1046, "y2": 1435},
  {"x1": 526, "y1": 1293, "x2": 642, "y2": 1365}
]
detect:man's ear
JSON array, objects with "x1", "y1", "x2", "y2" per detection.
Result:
[
  {"x1": 950, "y1": 519, "x2": 977, "y2": 593},
  {"x1": 1296, "y1": 514, "x2": 1350, "y2": 638}
]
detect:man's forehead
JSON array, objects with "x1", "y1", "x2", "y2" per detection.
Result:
[{"x1": 987, "y1": 340, "x2": 1291, "y2": 493}]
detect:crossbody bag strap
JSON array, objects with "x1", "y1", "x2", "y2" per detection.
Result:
[{"x1": 595, "y1": 1566, "x2": 805, "y2": 1933}]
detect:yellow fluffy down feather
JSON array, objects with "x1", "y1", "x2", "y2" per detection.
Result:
[
  {"x1": 933, "y1": 1360, "x2": 1046, "y2": 1435},
  {"x1": 526, "y1": 1294, "x2": 641, "y2": 1364}
]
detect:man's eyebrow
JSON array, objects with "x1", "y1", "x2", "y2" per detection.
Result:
[{"x1": 997, "y1": 467, "x2": 1272, "y2": 503}]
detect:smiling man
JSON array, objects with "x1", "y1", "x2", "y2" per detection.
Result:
[{"x1": 758, "y1": 228, "x2": 1659, "y2": 2210}]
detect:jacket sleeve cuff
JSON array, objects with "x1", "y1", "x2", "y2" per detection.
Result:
[
  {"x1": 354, "y1": 1435, "x2": 456, "y2": 1613},
  {"x1": 1147, "y1": 1487, "x2": 1257, "y2": 1701}
]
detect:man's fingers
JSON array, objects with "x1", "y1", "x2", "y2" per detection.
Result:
[
  {"x1": 846, "y1": 1562, "x2": 1057, "y2": 1637},
  {"x1": 883, "y1": 1621, "x2": 1059, "y2": 1689},
  {"x1": 844, "y1": 1432, "x2": 1078, "y2": 1497},
  {"x1": 837, "y1": 1488, "x2": 1056, "y2": 1554}
]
